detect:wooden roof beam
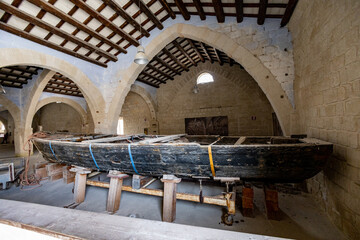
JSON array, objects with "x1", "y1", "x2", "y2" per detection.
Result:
[
  {"x1": 48, "y1": 81, "x2": 78, "y2": 88},
  {"x1": 0, "y1": 0, "x2": 23, "y2": 23},
  {"x1": 193, "y1": 0, "x2": 206, "y2": 20},
  {"x1": 136, "y1": 77, "x2": 160, "y2": 88},
  {"x1": 213, "y1": 48, "x2": 223, "y2": 65},
  {"x1": 102, "y1": 0, "x2": 149, "y2": 37},
  {"x1": 235, "y1": 0, "x2": 243, "y2": 23},
  {"x1": 163, "y1": 48, "x2": 189, "y2": 72},
  {"x1": 158, "y1": 0, "x2": 176, "y2": 19},
  {"x1": 0, "y1": 1, "x2": 117, "y2": 62},
  {"x1": 257, "y1": 0, "x2": 268, "y2": 25},
  {"x1": 0, "y1": 22, "x2": 107, "y2": 67},
  {"x1": 141, "y1": 72, "x2": 166, "y2": 84},
  {"x1": 0, "y1": 82, "x2": 22, "y2": 88},
  {"x1": 52, "y1": 75, "x2": 73, "y2": 82},
  {"x1": 43, "y1": 89, "x2": 83, "y2": 97},
  {"x1": 187, "y1": 39, "x2": 204, "y2": 63},
  {"x1": 5, "y1": 66, "x2": 40, "y2": 75},
  {"x1": 281, "y1": 0, "x2": 298, "y2": 27},
  {"x1": 130, "y1": 0, "x2": 163, "y2": 30},
  {"x1": 154, "y1": 56, "x2": 181, "y2": 75},
  {"x1": 0, "y1": 69, "x2": 32, "y2": 79},
  {"x1": 0, "y1": 76, "x2": 27, "y2": 84},
  {"x1": 26, "y1": 0, "x2": 126, "y2": 54},
  {"x1": 46, "y1": 85, "x2": 82, "y2": 93},
  {"x1": 69, "y1": 0, "x2": 138, "y2": 46},
  {"x1": 200, "y1": 42, "x2": 213, "y2": 63},
  {"x1": 147, "y1": 64, "x2": 174, "y2": 80},
  {"x1": 173, "y1": 41, "x2": 197, "y2": 66},
  {"x1": 175, "y1": 0, "x2": 190, "y2": 20},
  {"x1": 212, "y1": 0, "x2": 225, "y2": 23}
]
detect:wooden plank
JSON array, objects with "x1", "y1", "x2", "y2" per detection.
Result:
[
  {"x1": 106, "y1": 177, "x2": 124, "y2": 213},
  {"x1": 173, "y1": 41, "x2": 197, "y2": 66},
  {"x1": 73, "y1": 171, "x2": 90, "y2": 203},
  {"x1": 154, "y1": 56, "x2": 181, "y2": 75},
  {"x1": 132, "y1": 175, "x2": 154, "y2": 189},
  {"x1": 161, "y1": 175, "x2": 181, "y2": 222},
  {"x1": 146, "y1": 64, "x2": 174, "y2": 80},
  {"x1": 200, "y1": 42, "x2": 213, "y2": 63},
  {"x1": 213, "y1": 48, "x2": 223, "y2": 65},
  {"x1": 188, "y1": 39, "x2": 205, "y2": 63},
  {"x1": 280, "y1": 0, "x2": 298, "y2": 27},
  {"x1": 193, "y1": 0, "x2": 206, "y2": 20},
  {"x1": 0, "y1": 0, "x2": 23, "y2": 23},
  {"x1": 235, "y1": 0, "x2": 244, "y2": 23},
  {"x1": 163, "y1": 48, "x2": 189, "y2": 71},
  {"x1": 130, "y1": 0, "x2": 163, "y2": 30},
  {"x1": 175, "y1": 0, "x2": 190, "y2": 20},
  {"x1": 26, "y1": 0, "x2": 126, "y2": 54},
  {"x1": 212, "y1": 0, "x2": 225, "y2": 23},
  {"x1": 35, "y1": 167, "x2": 47, "y2": 179},
  {"x1": 68, "y1": 0, "x2": 138, "y2": 47},
  {"x1": 82, "y1": 135, "x2": 144, "y2": 143},
  {"x1": 234, "y1": 137, "x2": 246, "y2": 145},
  {"x1": 257, "y1": 0, "x2": 268, "y2": 25},
  {"x1": 50, "y1": 171, "x2": 63, "y2": 181},
  {"x1": 102, "y1": 0, "x2": 150, "y2": 37},
  {"x1": 264, "y1": 184, "x2": 280, "y2": 220},
  {"x1": 158, "y1": 0, "x2": 176, "y2": 19},
  {"x1": 241, "y1": 185, "x2": 254, "y2": 217},
  {"x1": 0, "y1": 22, "x2": 107, "y2": 67},
  {"x1": 136, "y1": 134, "x2": 185, "y2": 144}
]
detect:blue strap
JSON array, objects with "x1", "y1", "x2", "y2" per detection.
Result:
[
  {"x1": 49, "y1": 141, "x2": 58, "y2": 160},
  {"x1": 89, "y1": 144, "x2": 100, "y2": 169},
  {"x1": 128, "y1": 144, "x2": 139, "y2": 174}
]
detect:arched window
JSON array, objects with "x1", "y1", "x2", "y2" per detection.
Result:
[{"x1": 197, "y1": 72, "x2": 214, "y2": 84}]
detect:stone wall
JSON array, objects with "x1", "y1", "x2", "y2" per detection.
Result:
[
  {"x1": 120, "y1": 92, "x2": 152, "y2": 135},
  {"x1": 34, "y1": 103, "x2": 83, "y2": 133},
  {"x1": 157, "y1": 62, "x2": 274, "y2": 135},
  {"x1": 289, "y1": 0, "x2": 360, "y2": 238}
]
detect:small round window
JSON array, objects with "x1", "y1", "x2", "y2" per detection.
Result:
[{"x1": 197, "y1": 72, "x2": 214, "y2": 84}]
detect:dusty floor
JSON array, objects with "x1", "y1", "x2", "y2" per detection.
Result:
[{"x1": 0, "y1": 144, "x2": 346, "y2": 240}]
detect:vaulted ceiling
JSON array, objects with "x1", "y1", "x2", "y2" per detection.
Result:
[{"x1": 0, "y1": 0, "x2": 298, "y2": 67}]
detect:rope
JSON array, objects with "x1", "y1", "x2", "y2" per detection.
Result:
[
  {"x1": 89, "y1": 144, "x2": 100, "y2": 169},
  {"x1": 128, "y1": 144, "x2": 139, "y2": 174},
  {"x1": 48, "y1": 141, "x2": 58, "y2": 161},
  {"x1": 208, "y1": 145, "x2": 216, "y2": 177}
]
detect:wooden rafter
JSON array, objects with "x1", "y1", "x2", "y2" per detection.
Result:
[
  {"x1": 163, "y1": 48, "x2": 189, "y2": 72},
  {"x1": 141, "y1": 72, "x2": 166, "y2": 84},
  {"x1": 0, "y1": 82, "x2": 22, "y2": 88},
  {"x1": 147, "y1": 64, "x2": 174, "y2": 80},
  {"x1": 0, "y1": 1, "x2": 117, "y2": 62},
  {"x1": 158, "y1": 0, "x2": 176, "y2": 19},
  {"x1": 137, "y1": 77, "x2": 160, "y2": 88},
  {"x1": 26, "y1": 0, "x2": 126, "y2": 54},
  {"x1": 43, "y1": 89, "x2": 82, "y2": 97},
  {"x1": 5, "y1": 66, "x2": 40, "y2": 75},
  {"x1": 235, "y1": 0, "x2": 244, "y2": 23},
  {"x1": 212, "y1": 0, "x2": 225, "y2": 23},
  {"x1": 0, "y1": 0, "x2": 23, "y2": 23},
  {"x1": 281, "y1": 0, "x2": 298, "y2": 27},
  {"x1": 175, "y1": 0, "x2": 190, "y2": 20},
  {"x1": 258, "y1": 0, "x2": 268, "y2": 25},
  {"x1": 45, "y1": 85, "x2": 82, "y2": 94},
  {"x1": 24, "y1": 0, "x2": 57, "y2": 33},
  {"x1": 69, "y1": 0, "x2": 138, "y2": 47},
  {"x1": 188, "y1": 39, "x2": 204, "y2": 63},
  {"x1": 200, "y1": 42, "x2": 213, "y2": 63},
  {"x1": 154, "y1": 56, "x2": 181, "y2": 75},
  {"x1": 0, "y1": 76, "x2": 27, "y2": 84},
  {"x1": 213, "y1": 48, "x2": 223, "y2": 65},
  {"x1": 173, "y1": 41, "x2": 197, "y2": 66},
  {"x1": 193, "y1": 0, "x2": 205, "y2": 20},
  {"x1": 0, "y1": 70, "x2": 31, "y2": 79},
  {"x1": 130, "y1": 0, "x2": 163, "y2": 30},
  {"x1": 102, "y1": 0, "x2": 150, "y2": 37},
  {"x1": 0, "y1": 22, "x2": 107, "y2": 67}
]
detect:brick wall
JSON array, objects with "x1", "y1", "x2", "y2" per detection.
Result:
[
  {"x1": 157, "y1": 62, "x2": 274, "y2": 135},
  {"x1": 120, "y1": 92, "x2": 152, "y2": 135},
  {"x1": 289, "y1": 0, "x2": 360, "y2": 238}
]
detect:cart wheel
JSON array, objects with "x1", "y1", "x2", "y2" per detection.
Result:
[{"x1": 222, "y1": 213, "x2": 234, "y2": 226}]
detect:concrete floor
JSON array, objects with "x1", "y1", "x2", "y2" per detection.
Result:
[{"x1": 0, "y1": 144, "x2": 346, "y2": 240}]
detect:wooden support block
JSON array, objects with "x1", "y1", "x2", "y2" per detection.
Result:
[
  {"x1": 71, "y1": 167, "x2": 91, "y2": 204},
  {"x1": 106, "y1": 170, "x2": 129, "y2": 213},
  {"x1": 35, "y1": 161, "x2": 48, "y2": 169},
  {"x1": 46, "y1": 163, "x2": 65, "y2": 176},
  {"x1": 132, "y1": 175, "x2": 154, "y2": 189},
  {"x1": 241, "y1": 185, "x2": 254, "y2": 218},
  {"x1": 50, "y1": 172, "x2": 63, "y2": 181},
  {"x1": 161, "y1": 175, "x2": 181, "y2": 222},
  {"x1": 35, "y1": 167, "x2": 47, "y2": 179},
  {"x1": 264, "y1": 185, "x2": 280, "y2": 220},
  {"x1": 63, "y1": 166, "x2": 75, "y2": 184}
]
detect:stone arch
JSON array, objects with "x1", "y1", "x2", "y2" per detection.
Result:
[
  {"x1": 35, "y1": 97, "x2": 88, "y2": 126},
  {"x1": 0, "y1": 48, "x2": 106, "y2": 134},
  {"x1": 129, "y1": 85, "x2": 157, "y2": 120},
  {"x1": 108, "y1": 24, "x2": 293, "y2": 135}
]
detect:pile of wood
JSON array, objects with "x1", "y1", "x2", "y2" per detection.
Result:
[{"x1": 34, "y1": 162, "x2": 74, "y2": 183}]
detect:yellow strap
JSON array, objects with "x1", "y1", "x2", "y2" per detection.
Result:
[{"x1": 208, "y1": 145, "x2": 216, "y2": 177}]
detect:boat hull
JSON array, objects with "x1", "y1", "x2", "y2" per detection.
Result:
[{"x1": 32, "y1": 136, "x2": 333, "y2": 183}]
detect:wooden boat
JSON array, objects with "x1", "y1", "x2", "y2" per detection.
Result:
[{"x1": 32, "y1": 133, "x2": 333, "y2": 183}]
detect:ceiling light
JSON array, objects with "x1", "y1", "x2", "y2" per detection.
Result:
[
  {"x1": 0, "y1": 84, "x2": 5, "y2": 94},
  {"x1": 134, "y1": 0, "x2": 149, "y2": 65}
]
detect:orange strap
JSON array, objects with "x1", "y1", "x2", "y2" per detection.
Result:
[{"x1": 208, "y1": 145, "x2": 216, "y2": 177}]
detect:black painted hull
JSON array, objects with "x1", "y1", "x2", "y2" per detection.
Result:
[{"x1": 32, "y1": 135, "x2": 333, "y2": 182}]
